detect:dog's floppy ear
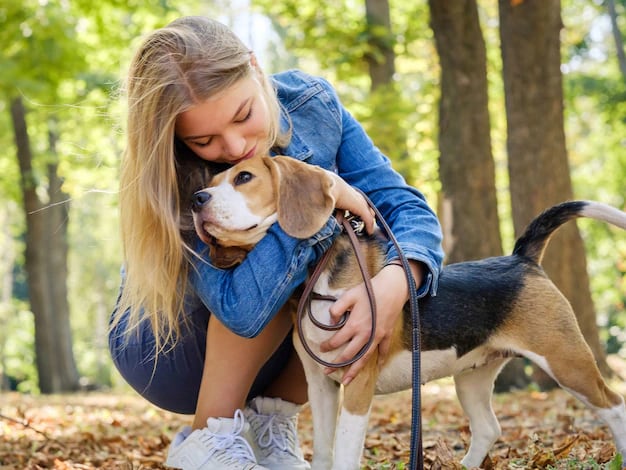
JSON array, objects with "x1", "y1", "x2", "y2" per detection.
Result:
[{"x1": 264, "y1": 155, "x2": 336, "y2": 238}]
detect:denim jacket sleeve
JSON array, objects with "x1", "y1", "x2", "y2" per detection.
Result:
[
  {"x1": 276, "y1": 71, "x2": 444, "y2": 294},
  {"x1": 189, "y1": 218, "x2": 340, "y2": 337},
  {"x1": 332, "y1": 90, "x2": 444, "y2": 295},
  {"x1": 189, "y1": 70, "x2": 444, "y2": 337}
]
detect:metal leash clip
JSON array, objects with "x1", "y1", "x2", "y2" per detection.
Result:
[{"x1": 342, "y1": 210, "x2": 366, "y2": 236}]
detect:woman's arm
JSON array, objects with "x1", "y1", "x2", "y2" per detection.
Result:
[
  {"x1": 335, "y1": 104, "x2": 444, "y2": 288},
  {"x1": 189, "y1": 217, "x2": 340, "y2": 338}
]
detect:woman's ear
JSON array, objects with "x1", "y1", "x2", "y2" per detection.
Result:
[
  {"x1": 264, "y1": 155, "x2": 336, "y2": 238},
  {"x1": 250, "y1": 52, "x2": 260, "y2": 71}
]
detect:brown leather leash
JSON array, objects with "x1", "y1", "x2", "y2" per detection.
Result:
[
  {"x1": 296, "y1": 210, "x2": 377, "y2": 368},
  {"x1": 296, "y1": 190, "x2": 424, "y2": 469}
]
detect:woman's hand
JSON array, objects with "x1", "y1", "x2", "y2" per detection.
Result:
[
  {"x1": 319, "y1": 260, "x2": 424, "y2": 384},
  {"x1": 328, "y1": 173, "x2": 375, "y2": 234}
]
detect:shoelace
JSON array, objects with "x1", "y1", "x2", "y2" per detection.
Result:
[
  {"x1": 200, "y1": 409, "x2": 257, "y2": 464},
  {"x1": 252, "y1": 413, "x2": 298, "y2": 456}
]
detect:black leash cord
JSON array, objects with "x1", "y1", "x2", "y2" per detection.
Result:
[{"x1": 354, "y1": 189, "x2": 423, "y2": 470}]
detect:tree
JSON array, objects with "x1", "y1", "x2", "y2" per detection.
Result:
[
  {"x1": 251, "y1": 0, "x2": 436, "y2": 185},
  {"x1": 363, "y1": 0, "x2": 411, "y2": 166},
  {"x1": 2, "y1": 1, "x2": 85, "y2": 392},
  {"x1": 364, "y1": 0, "x2": 395, "y2": 90},
  {"x1": 428, "y1": 0, "x2": 502, "y2": 263},
  {"x1": 10, "y1": 99, "x2": 80, "y2": 392},
  {"x1": 499, "y1": 0, "x2": 611, "y2": 382},
  {"x1": 429, "y1": 0, "x2": 529, "y2": 390},
  {"x1": 607, "y1": 0, "x2": 626, "y2": 79}
]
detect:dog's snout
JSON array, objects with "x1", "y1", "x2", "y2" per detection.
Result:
[{"x1": 192, "y1": 190, "x2": 211, "y2": 212}]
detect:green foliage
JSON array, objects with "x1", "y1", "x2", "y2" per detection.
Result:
[
  {"x1": 0, "y1": 1, "x2": 82, "y2": 99},
  {"x1": 0, "y1": 109, "x2": 20, "y2": 203},
  {"x1": 545, "y1": 452, "x2": 623, "y2": 469},
  {"x1": 1, "y1": 307, "x2": 38, "y2": 393},
  {"x1": 0, "y1": 0, "x2": 208, "y2": 391},
  {"x1": 608, "y1": 453, "x2": 624, "y2": 469},
  {"x1": 252, "y1": 0, "x2": 439, "y2": 198},
  {"x1": 252, "y1": 0, "x2": 368, "y2": 77}
]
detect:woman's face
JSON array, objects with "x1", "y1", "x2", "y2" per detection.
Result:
[{"x1": 175, "y1": 75, "x2": 270, "y2": 164}]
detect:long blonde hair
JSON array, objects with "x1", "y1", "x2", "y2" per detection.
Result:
[{"x1": 112, "y1": 16, "x2": 287, "y2": 353}]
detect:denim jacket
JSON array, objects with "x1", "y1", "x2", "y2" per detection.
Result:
[{"x1": 188, "y1": 70, "x2": 444, "y2": 338}]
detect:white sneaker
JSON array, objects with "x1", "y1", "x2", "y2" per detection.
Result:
[
  {"x1": 165, "y1": 409, "x2": 269, "y2": 470},
  {"x1": 244, "y1": 397, "x2": 311, "y2": 470}
]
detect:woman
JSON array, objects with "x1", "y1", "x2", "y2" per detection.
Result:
[{"x1": 109, "y1": 16, "x2": 444, "y2": 470}]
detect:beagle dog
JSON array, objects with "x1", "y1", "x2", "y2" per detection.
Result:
[{"x1": 187, "y1": 154, "x2": 626, "y2": 469}]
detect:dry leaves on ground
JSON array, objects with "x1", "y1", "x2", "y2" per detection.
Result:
[{"x1": 1, "y1": 378, "x2": 624, "y2": 469}]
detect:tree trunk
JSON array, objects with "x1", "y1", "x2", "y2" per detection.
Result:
[
  {"x1": 499, "y1": 0, "x2": 610, "y2": 383},
  {"x1": 429, "y1": 0, "x2": 529, "y2": 391},
  {"x1": 363, "y1": 0, "x2": 411, "y2": 174},
  {"x1": 46, "y1": 119, "x2": 80, "y2": 390},
  {"x1": 10, "y1": 97, "x2": 79, "y2": 393},
  {"x1": 364, "y1": 0, "x2": 395, "y2": 90},
  {"x1": 0, "y1": 205, "x2": 16, "y2": 391},
  {"x1": 607, "y1": 0, "x2": 626, "y2": 80},
  {"x1": 429, "y1": 0, "x2": 503, "y2": 263}
]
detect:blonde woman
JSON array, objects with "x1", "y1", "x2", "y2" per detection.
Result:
[{"x1": 108, "y1": 16, "x2": 444, "y2": 470}]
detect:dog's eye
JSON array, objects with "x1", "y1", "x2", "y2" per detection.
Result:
[{"x1": 234, "y1": 171, "x2": 254, "y2": 186}]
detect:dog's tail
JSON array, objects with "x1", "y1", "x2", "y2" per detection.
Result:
[{"x1": 513, "y1": 200, "x2": 626, "y2": 265}]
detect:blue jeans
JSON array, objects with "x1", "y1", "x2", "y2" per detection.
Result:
[{"x1": 108, "y1": 304, "x2": 293, "y2": 415}]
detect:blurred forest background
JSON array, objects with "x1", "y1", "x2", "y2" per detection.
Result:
[{"x1": 0, "y1": 0, "x2": 625, "y2": 396}]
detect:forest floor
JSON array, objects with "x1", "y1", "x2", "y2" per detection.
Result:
[{"x1": 1, "y1": 357, "x2": 625, "y2": 469}]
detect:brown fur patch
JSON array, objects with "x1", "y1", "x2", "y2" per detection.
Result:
[
  {"x1": 322, "y1": 234, "x2": 408, "y2": 414},
  {"x1": 499, "y1": 275, "x2": 623, "y2": 409},
  {"x1": 343, "y1": 358, "x2": 379, "y2": 415}
]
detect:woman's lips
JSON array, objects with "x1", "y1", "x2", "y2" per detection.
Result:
[{"x1": 231, "y1": 145, "x2": 257, "y2": 165}]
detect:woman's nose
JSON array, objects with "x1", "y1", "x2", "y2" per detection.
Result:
[{"x1": 221, "y1": 131, "x2": 246, "y2": 158}]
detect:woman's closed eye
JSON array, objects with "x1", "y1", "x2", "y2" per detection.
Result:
[
  {"x1": 235, "y1": 105, "x2": 253, "y2": 123},
  {"x1": 189, "y1": 107, "x2": 253, "y2": 148},
  {"x1": 192, "y1": 138, "x2": 213, "y2": 148}
]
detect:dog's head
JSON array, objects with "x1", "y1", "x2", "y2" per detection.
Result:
[{"x1": 190, "y1": 154, "x2": 338, "y2": 267}]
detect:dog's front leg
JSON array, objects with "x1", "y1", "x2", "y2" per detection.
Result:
[
  {"x1": 307, "y1": 371, "x2": 342, "y2": 470},
  {"x1": 332, "y1": 363, "x2": 377, "y2": 470},
  {"x1": 293, "y1": 335, "x2": 341, "y2": 469}
]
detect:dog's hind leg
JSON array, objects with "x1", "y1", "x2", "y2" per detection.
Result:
[
  {"x1": 332, "y1": 362, "x2": 378, "y2": 470},
  {"x1": 455, "y1": 358, "x2": 509, "y2": 468},
  {"x1": 521, "y1": 342, "x2": 626, "y2": 458},
  {"x1": 506, "y1": 281, "x2": 626, "y2": 459}
]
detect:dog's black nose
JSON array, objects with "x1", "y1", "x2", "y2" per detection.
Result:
[{"x1": 191, "y1": 190, "x2": 211, "y2": 212}]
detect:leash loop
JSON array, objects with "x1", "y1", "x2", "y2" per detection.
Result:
[
  {"x1": 296, "y1": 211, "x2": 376, "y2": 368},
  {"x1": 307, "y1": 293, "x2": 348, "y2": 331}
]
